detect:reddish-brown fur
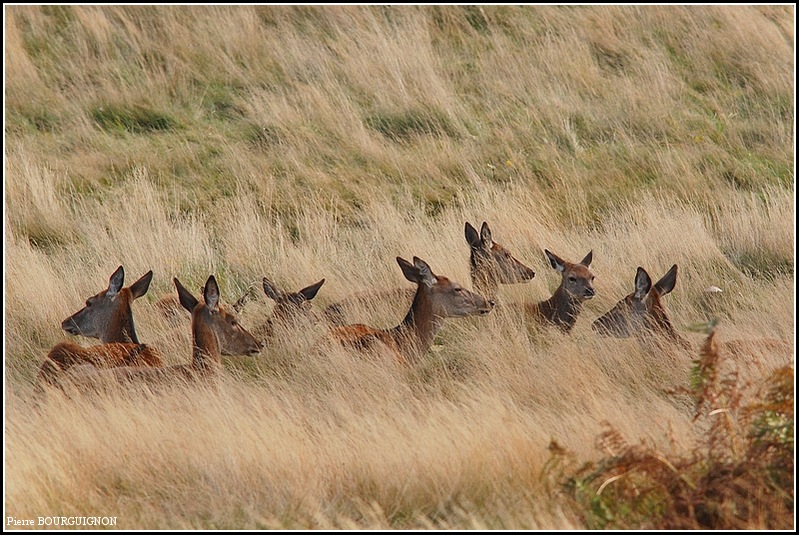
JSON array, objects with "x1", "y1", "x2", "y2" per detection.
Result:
[
  {"x1": 57, "y1": 275, "x2": 263, "y2": 391},
  {"x1": 592, "y1": 265, "x2": 792, "y2": 357},
  {"x1": 329, "y1": 256, "x2": 494, "y2": 365},
  {"x1": 525, "y1": 249, "x2": 596, "y2": 332},
  {"x1": 37, "y1": 266, "x2": 164, "y2": 388}
]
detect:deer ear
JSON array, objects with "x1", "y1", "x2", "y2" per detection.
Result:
[
  {"x1": 545, "y1": 250, "x2": 566, "y2": 273},
  {"x1": 262, "y1": 278, "x2": 284, "y2": 301},
  {"x1": 412, "y1": 257, "x2": 436, "y2": 287},
  {"x1": 130, "y1": 270, "x2": 154, "y2": 299},
  {"x1": 204, "y1": 275, "x2": 220, "y2": 311},
  {"x1": 634, "y1": 267, "x2": 652, "y2": 299},
  {"x1": 397, "y1": 256, "x2": 420, "y2": 284},
  {"x1": 232, "y1": 286, "x2": 253, "y2": 313},
  {"x1": 480, "y1": 222, "x2": 493, "y2": 248},
  {"x1": 580, "y1": 250, "x2": 593, "y2": 267},
  {"x1": 107, "y1": 266, "x2": 125, "y2": 297},
  {"x1": 174, "y1": 277, "x2": 199, "y2": 313},
  {"x1": 299, "y1": 279, "x2": 325, "y2": 301},
  {"x1": 654, "y1": 265, "x2": 678, "y2": 296},
  {"x1": 465, "y1": 222, "x2": 481, "y2": 248}
]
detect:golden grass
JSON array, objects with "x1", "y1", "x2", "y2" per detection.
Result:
[
  {"x1": 4, "y1": 4, "x2": 794, "y2": 529},
  {"x1": 5, "y1": 178, "x2": 792, "y2": 528}
]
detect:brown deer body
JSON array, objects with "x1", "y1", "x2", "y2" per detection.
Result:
[
  {"x1": 592, "y1": 265, "x2": 792, "y2": 357},
  {"x1": 329, "y1": 256, "x2": 494, "y2": 365},
  {"x1": 526, "y1": 250, "x2": 596, "y2": 332},
  {"x1": 59, "y1": 275, "x2": 263, "y2": 391},
  {"x1": 37, "y1": 266, "x2": 164, "y2": 388}
]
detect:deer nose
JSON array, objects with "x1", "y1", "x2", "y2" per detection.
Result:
[
  {"x1": 61, "y1": 318, "x2": 80, "y2": 335},
  {"x1": 585, "y1": 287, "x2": 596, "y2": 298}
]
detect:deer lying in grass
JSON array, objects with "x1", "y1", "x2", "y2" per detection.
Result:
[
  {"x1": 465, "y1": 221, "x2": 536, "y2": 299},
  {"x1": 323, "y1": 221, "x2": 533, "y2": 325},
  {"x1": 57, "y1": 275, "x2": 263, "y2": 391},
  {"x1": 525, "y1": 250, "x2": 596, "y2": 333},
  {"x1": 37, "y1": 266, "x2": 164, "y2": 388},
  {"x1": 329, "y1": 256, "x2": 494, "y2": 365},
  {"x1": 592, "y1": 265, "x2": 792, "y2": 357},
  {"x1": 259, "y1": 277, "x2": 325, "y2": 341},
  {"x1": 155, "y1": 284, "x2": 253, "y2": 325},
  {"x1": 158, "y1": 276, "x2": 325, "y2": 344}
]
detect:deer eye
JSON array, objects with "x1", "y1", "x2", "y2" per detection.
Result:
[{"x1": 568, "y1": 276, "x2": 576, "y2": 283}]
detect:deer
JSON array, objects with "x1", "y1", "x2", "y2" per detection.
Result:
[
  {"x1": 56, "y1": 275, "x2": 263, "y2": 391},
  {"x1": 525, "y1": 250, "x2": 596, "y2": 332},
  {"x1": 464, "y1": 221, "x2": 536, "y2": 300},
  {"x1": 259, "y1": 277, "x2": 325, "y2": 341},
  {"x1": 322, "y1": 221, "x2": 534, "y2": 326},
  {"x1": 591, "y1": 265, "x2": 792, "y2": 358},
  {"x1": 37, "y1": 266, "x2": 165, "y2": 388},
  {"x1": 155, "y1": 284, "x2": 254, "y2": 326},
  {"x1": 329, "y1": 256, "x2": 494, "y2": 365},
  {"x1": 157, "y1": 277, "x2": 325, "y2": 344}
]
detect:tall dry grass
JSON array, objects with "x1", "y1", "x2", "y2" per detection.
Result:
[{"x1": 4, "y1": 5, "x2": 794, "y2": 529}]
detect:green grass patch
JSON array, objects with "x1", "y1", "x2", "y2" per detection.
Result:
[
  {"x1": 244, "y1": 122, "x2": 284, "y2": 149},
  {"x1": 197, "y1": 82, "x2": 246, "y2": 121},
  {"x1": 21, "y1": 221, "x2": 74, "y2": 253},
  {"x1": 725, "y1": 250, "x2": 794, "y2": 280},
  {"x1": 91, "y1": 103, "x2": 179, "y2": 133},
  {"x1": 365, "y1": 108, "x2": 460, "y2": 142},
  {"x1": 7, "y1": 105, "x2": 62, "y2": 134}
]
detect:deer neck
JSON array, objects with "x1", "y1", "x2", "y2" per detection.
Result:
[
  {"x1": 260, "y1": 317, "x2": 276, "y2": 341},
  {"x1": 471, "y1": 272, "x2": 498, "y2": 302},
  {"x1": 391, "y1": 286, "x2": 444, "y2": 361},
  {"x1": 191, "y1": 313, "x2": 222, "y2": 373},
  {"x1": 538, "y1": 286, "x2": 583, "y2": 332},
  {"x1": 642, "y1": 302, "x2": 692, "y2": 350},
  {"x1": 470, "y1": 256, "x2": 499, "y2": 301},
  {"x1": 105, "y1": 292, "x2": 139, "y2": 344}
]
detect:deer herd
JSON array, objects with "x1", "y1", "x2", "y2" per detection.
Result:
[{"x1": 36, "y1": 220, "x2": 791, "y2": 396}]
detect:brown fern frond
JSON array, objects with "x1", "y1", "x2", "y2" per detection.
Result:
[
  {"x1": 596, "y1": 421, "x2": 628, "y2": 457},
  {"x1": 691, "y1": 327, "x2": 721, "y2": 420}
]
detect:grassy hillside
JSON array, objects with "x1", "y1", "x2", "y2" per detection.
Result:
[{"x1": 4, "y1": 5, "x2": 794, "y2": 529}]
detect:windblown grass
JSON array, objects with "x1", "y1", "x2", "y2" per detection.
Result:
[{"x1": 4, "y1": 5, "x2": 794, "y2": 529}]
